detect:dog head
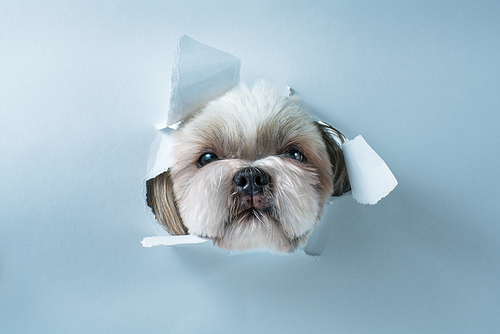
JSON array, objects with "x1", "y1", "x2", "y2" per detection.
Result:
[{"x1": 146, "y1": 82, "x2": 350, "y2": 252}]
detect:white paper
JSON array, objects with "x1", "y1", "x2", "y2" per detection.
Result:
[
  {"x1": 141, "y1": 235, "x2": 209, "y2": 247},
  {"x1": 146, "y1": 127, "x2": 177, "y2": 180},
  {"x1": 342, "y1": 135, "x2": 398, "y2": 205},
  {"x1": 167, "y1": 35, "x2": 241, "y2": 127}
]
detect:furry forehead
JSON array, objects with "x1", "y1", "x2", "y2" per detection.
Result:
[{"x1": 173, "y1": 81, "x2": 328, "y2": 162}]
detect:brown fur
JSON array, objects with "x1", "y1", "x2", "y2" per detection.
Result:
[
  {"x1": 314, "y1": 121, "x2": 351, "y2": 196},
  {"x1": 146, "y1": 170, "x2": 188, "y2": 235}
]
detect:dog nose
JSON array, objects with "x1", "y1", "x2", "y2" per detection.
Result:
[{"x1": 233, "y1": 167, "x2": 269, "y2": 195}]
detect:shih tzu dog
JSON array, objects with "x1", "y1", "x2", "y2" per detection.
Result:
[{"x1": 146, "y1": 81, "x2": 350, "y2": 252}]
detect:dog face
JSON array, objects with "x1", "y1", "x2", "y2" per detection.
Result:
[{"x1": 146, "y1": 82, "x2": 350, "y2": 252}]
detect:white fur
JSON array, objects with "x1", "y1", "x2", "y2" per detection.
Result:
[{"x1": 168, "y1": 81, "x2": 334, "y2": 252}]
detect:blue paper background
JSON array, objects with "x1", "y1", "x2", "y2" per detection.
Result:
[{"x1": 1, "y1": 1, "x2": 499, "y2": 333}]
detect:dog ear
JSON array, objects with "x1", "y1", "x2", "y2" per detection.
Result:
[
  {"x1": 315, "y1": 121, "x2": 351, "y2": 196},
  {"x1": 146, "y1": 170, "x2": 188, "y2": 235}
]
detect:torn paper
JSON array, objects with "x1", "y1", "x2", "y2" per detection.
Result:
[
  {"x1": 342, "y1": 135, "x2": 398, "y2": 205},
  {"x1": 167, "y1": 35, "x2": 241, "y2": 127},
  {"x1": 146, "y1": 127, "x2": 177, "y2": 180},
  {"x1": 141, "y1": 235, "x2": 208, "y2": 247}
]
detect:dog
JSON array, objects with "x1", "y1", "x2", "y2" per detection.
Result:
[{"x1": 146, "y1": 81, "x2": 350, "y2": 252}]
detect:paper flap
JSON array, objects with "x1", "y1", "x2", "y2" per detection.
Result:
[
  {"x1": 167, "y1": 36, "x2": 241, "y2": 126},
  {"x1": 146, "y1": 127, "x2": 176, "y2": 180},
  {"x1": 342, "y1": 135, "x2": 398, "y2": 205}
]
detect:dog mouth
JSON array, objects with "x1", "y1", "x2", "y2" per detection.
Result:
[
  {"x1": 229, "y1": 199, "x2": 280, "y2": 229},
  {"x1": 223, "y1": 182, "x2": 282, "y2": 235},
  {"x1": 235, "y1": 207, "x2": 263, "y2": 221},
  {"x1": 210, "y1": 189, "x2": 302, "y2": 252},
  {"x1": 216, "y1": 204, "x2": 300, "y2": 252}
]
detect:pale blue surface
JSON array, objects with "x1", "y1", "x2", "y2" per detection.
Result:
[{"x1": 1, "y1": 1, "x2": 499, "y2": 333}]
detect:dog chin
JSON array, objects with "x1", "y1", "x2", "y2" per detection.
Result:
[{"x1": 212, "y1": 212, "x2": 304, "y2": 252}]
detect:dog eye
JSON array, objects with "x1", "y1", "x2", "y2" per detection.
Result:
[
  {"x1": 198, "y1": 153, "x2": 218, "y2": 167},
  {"x1": 284, "y1": 148, "x2": 306, "y2": 163}
]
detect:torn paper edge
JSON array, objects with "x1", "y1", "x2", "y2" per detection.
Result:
[
  {"x1": 141, "y1": 235, "x2": 209, "y2": 247},
  {"x1": 166, "y1": 35, "x2": 241, "y2": 127},
  {"x1": 342, "y1": 135, "x2": 398, "y2": 205}
]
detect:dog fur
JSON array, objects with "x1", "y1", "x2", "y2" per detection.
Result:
[{"x1": 146, "y1": 81, "x2": 350, "y2": 252}]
